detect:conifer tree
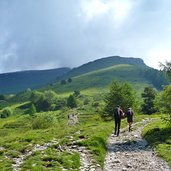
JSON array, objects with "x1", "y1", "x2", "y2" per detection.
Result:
[
  {"x1": 105, "y1": 81, "x2": 136, "y2": 114},
  {"x1": 67, "y1": 95, "x2": 77, "y2": 108},
  {"x1": 141, "y1": 87, "x2": 157, "y2": 114}
]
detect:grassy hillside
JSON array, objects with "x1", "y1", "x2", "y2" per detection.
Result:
[
  {"x1": 1, "y1": 100, "x2": 169, "y2": 170},
  {"x1": 43, "y1": 64, "x2": 164, "y2": 97},
  {"x1": 0, "y1": 56, "x2": 168, "y2": 95},
  {"x1": 142, "y1": 116, "x2": 171, "y2": 166},
  {"x1": 0, "y1": 100, "x2": 153, "y2": 170},
  {"x1": 64, "y1": 56, "x2": 146, "y2": 78},
  {"x1": 0, "y1": 67, "x2": 70, "y2": 94},
  {"x1": 0, "y1": 56, "x2": 170, "y2": 170}
]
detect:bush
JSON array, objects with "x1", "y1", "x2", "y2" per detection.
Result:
[
  {"x1": 29, "y1": 103, "x2": 36, "y2": 116},
  {"x1": 83, "y1": 98, "x2": 90, "y2": 105},
  {"x1": 67, "y1": 95, "x2": 77, "y2": 109},
  {"x1": 32, "y1": 112, "x2": 57, "y2": 129},
  {"x1": 0, "y1": 107, "x2": 13, "y2": 118},
  {"x1": 155, "y1": 84, "x2": 171, "y2": 125}
]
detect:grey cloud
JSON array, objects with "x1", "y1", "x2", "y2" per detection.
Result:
[{"x1": 0, "y1": 0, "x2": 171, "y2": 73}]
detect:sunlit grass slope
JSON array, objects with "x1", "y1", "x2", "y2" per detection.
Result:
[
  {"x1": 44, "y1": 64, "x2": 150, "y2": 95},
  {"x1": 142, "y1": 116, "x2": 171, "y2": 166}
]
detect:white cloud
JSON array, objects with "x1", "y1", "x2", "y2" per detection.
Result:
[
  {"x1": 80, "y1": 0, "x2": 109, "y2": 21},
  {"x1": 145, "y1": 48, "x2": 171, "y2": 69},
  {"x1": 80, "y1": 0, "x2": 135, "y2": 27},
  {"x1": 0, "y1": 0, "x2": 171, "y2": 73}
]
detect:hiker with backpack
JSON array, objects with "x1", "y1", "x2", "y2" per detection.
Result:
[
  {"x1": 113, "y1": 105, "x2": 124, "y2": 136},
  {"x1": 126, "y1": 107, "x2": 134, "y2": 132}
]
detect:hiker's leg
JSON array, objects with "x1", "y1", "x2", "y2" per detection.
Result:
[
  {"x1": 129, "y1": 122, "x2": 132, "y2": 131},
  {"x1": 114, "y1": 119, "x2": 117, "y2": 135},
  {"x1": 129, "y1": 122, "x2": 131, "y2": 132},
  {"x1": 117, "y1": 119, "x2": 121, "y2": 136}
]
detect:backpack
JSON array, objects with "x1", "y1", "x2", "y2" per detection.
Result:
[
  {"x1": 114, "y1": 107, "x2": 121, "y2": 118},
  {"x1": 127, "y1": 109, "x2": 133, "y2": 117}
]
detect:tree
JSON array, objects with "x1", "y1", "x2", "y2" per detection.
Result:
[
  {"x1": 141, "y1": 87, "x2": 157, "y2": 114},
  {"x1": 73, "y1": 90, "x2": 80, "y2": 97},
  {"x1": 0, "y1": 94, "x2": 5, "y2": 101},
  {"x1": 29, "y1": 103, "x2": 36, "y2": 116},
  {"x1": 67, "y1": 95, "x2": 77, "y2": 108},
  {"x1": 68, "y1": 78, "x2": 72, "y2": 83},
  {"x1": 42, "y1": 90, "x2": 58, "y2": 111},
  {"x1": 104, "y1": 81, "x2": 136, "y2": 114},
  {"x1": 155, "y1": 84, "x2": 171, "y2": 125},
  {"x1": 30, "y1": 91, "x2": 44, "y2": 104},
  {"x1": 160, "y1": 61, "x2": 171, "y2": 80}
]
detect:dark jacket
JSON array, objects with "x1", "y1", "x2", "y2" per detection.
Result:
[{"x1": 114, "y1": 107, "x2": 124, "y2": 120}]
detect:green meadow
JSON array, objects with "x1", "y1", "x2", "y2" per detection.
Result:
[{"x1": 0, "y1": 58, "x2": 170, "y2": 170}]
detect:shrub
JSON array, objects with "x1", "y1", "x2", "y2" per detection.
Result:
[
  {"x1": 92, "y1": 102, "x2": 99, "y2": 107},
  {"x1": 73, "y1": 90, "x2": 80, "y2": 97},
  {"x1": 67, "y1": 95, "x2": 77, "y2": 109},
  {"x1": 29, "y1": 103, "x2": 36, "y2": 116},
  {"x1": 32, "y1": 112, "x2": 57, "y2": 129},
  {"x1": 83, "y1": 98, "x2": 90, "y2": 105},
  {"x1": 0, "y1": 107, "x2": 13, "y2": 118}
]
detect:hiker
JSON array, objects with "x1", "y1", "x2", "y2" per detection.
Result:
[
  {"x1": 113, "y1": 105, "x2": 124, "y2": 136},
  {"x1": 126, "y1": 107, "x2": 134, "y2": 132}
]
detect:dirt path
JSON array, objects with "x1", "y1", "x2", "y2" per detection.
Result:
[{"x1": 104, "y1": 119, "x2": 170, "y2": 171}]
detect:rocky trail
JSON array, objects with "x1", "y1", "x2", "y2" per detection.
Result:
[
  {"x1": 10, "y1": 137, "x2": 101, "y2": 171},
  {"x1": 104, "y1": 119, "x2": 170, "y2": 171},
  {"x1": 4, "y1": 118, "x2": 171, "y2": 170}
]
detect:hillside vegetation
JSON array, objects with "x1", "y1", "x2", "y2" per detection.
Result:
[
  {"x1": 0, "y1": 57, "x2": 170, "y2": 170},
  {"x1": 0, "y1": 67, "x2": 70, "y2": 94},
  {"x1": 0, "y1": 56, "x2": 168, "y2": 94},
  {"x1": 44, "y1": 63, "x2": 168, "y2": 96}
]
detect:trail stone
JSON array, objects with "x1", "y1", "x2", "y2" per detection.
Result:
[{"x1": 104, "y1": 119, "x2": 171, "y2": 171}]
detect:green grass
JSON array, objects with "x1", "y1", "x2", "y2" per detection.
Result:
[
  {"x1": 1, "y1": 89, "x2": 170, "y2": 170},
  {"x1": 142, "y1": 115, "x2": 171, "y2": 166},
  {"x1": 42, "y1": 64, "x2": 151, "y2": 96}
]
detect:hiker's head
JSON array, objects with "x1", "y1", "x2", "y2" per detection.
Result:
[{"x1": 116, "y1": 105, "x2": 120, "y2": 108}]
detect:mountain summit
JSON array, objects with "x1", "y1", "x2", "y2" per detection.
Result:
[
  {"x1": 66, "y1": 56, "x2": 146, "y2": 77},
  {"x1": 0, "y1": 56, "x2": 167, "y2": 94}
]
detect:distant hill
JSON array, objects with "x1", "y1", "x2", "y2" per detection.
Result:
[
  {"x1": 63, "y1": 56, "x2": 147, "y2": 78},
  {"x1": 0, "y1": 68, "x2": 71, "y2": 94},
  {"x1": 0, "y1": 56, "x2": 168, "y2": 94},
  {"x1": 43, "y1": 56, "x2": 168, "y2": 93}
]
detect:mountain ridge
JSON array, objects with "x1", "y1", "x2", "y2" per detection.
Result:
[
  {"x1": 0, "y1": 56, "x2": 167, "y2": 94},
  {"x1": 0, "y1": 67, "x2": 70, "y2": 94},
  {"x1": 64, "y1": 56, "x2": 147, "y2": 78}
]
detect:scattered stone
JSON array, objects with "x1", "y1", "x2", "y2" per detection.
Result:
[
  {"x1": 113, "y1": 159, "x2": 121, "y2": 163},
  {"x1": 104, "y1": 119, "x2": 171, "y2": 171}
]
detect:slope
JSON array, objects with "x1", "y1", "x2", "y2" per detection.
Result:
[
  {"x1": 44, "y1": 64, "x2": 167, "y2": 95},
  {"x1": 0, "y1": 67, "x2": 71, "y2": 94},
  {"x1": 63, "y1": 56, "x2": 146, "y2": 78}
]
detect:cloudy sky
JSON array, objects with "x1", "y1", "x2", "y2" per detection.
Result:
[{"x1": 0, "y1": 0, "x2": 171, "y2": 73}]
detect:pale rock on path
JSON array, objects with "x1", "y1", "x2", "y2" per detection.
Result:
[{"x1": 104, "y1": 119, "x2": 171, "y2": 171}]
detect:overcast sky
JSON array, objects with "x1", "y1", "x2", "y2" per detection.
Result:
[{"x1": 0, "y1": 0, "x2": 171, "y2": 73}]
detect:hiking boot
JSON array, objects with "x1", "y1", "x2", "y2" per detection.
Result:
[{"x1": 129, "y1": 126, "x2": 133, "y2": 132}]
